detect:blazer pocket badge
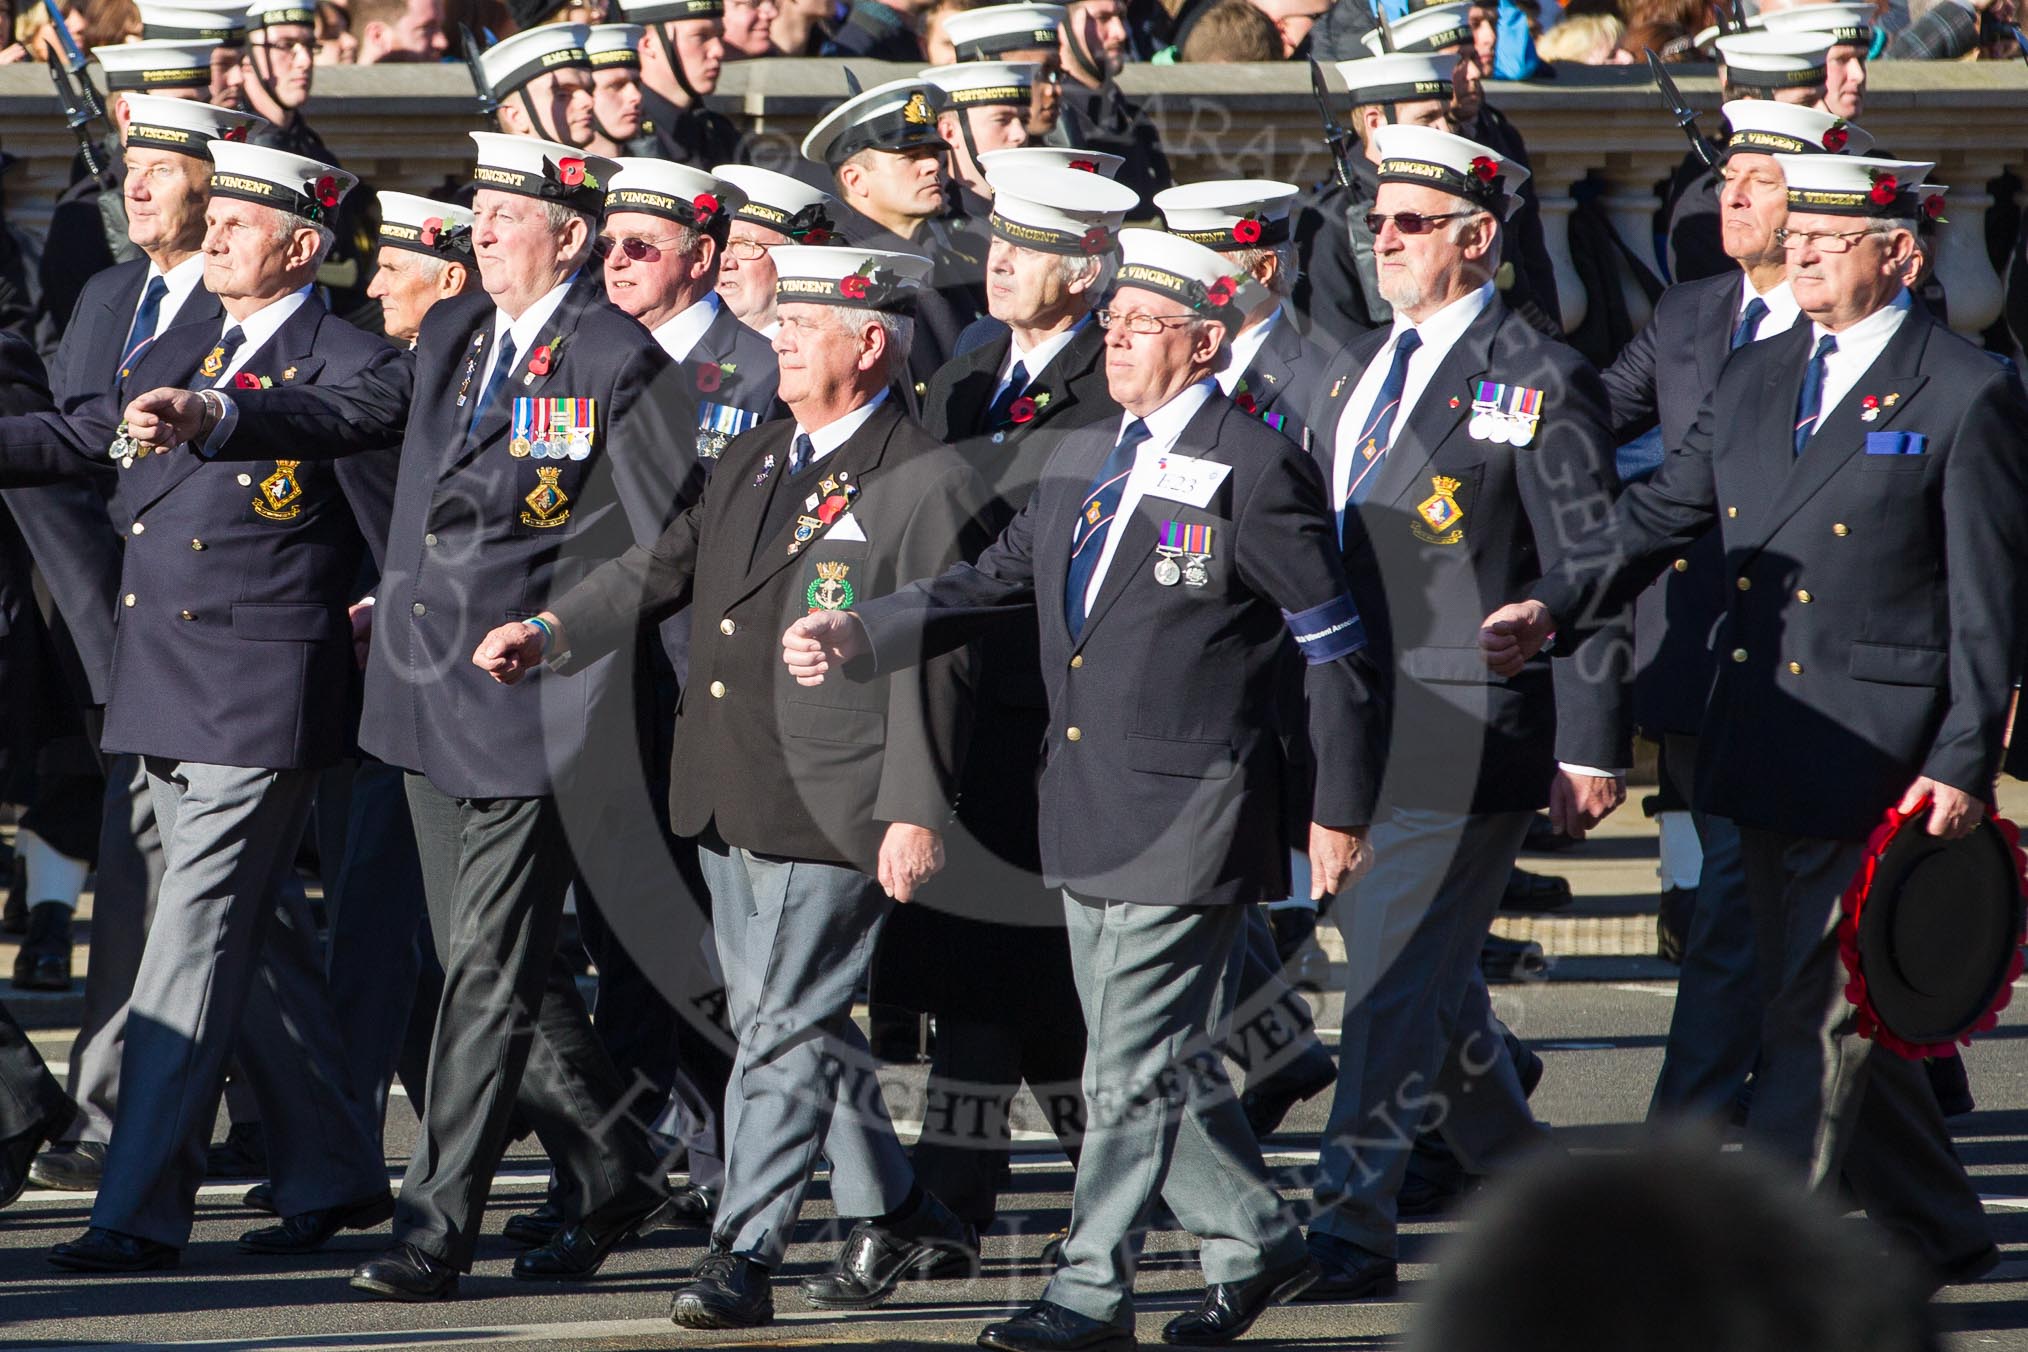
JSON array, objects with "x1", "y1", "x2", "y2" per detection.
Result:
[
  {"x1": 1864, "y1": 430, "x2": 1927, "y2": 456},
  {"x1": 807, "y1": 561, "x2": 855, "y2": 611},
  {"x1": 520, "y1": 466, "x2": 572, "y2": 529},
  {"x1": 1468, "y1": 382, "x2": 1543, "y2": 447},
  {"x1": 1413, "y1": 474, "x2": 1466, "y2": 545},
  {"x1": 253, "y1": 461, "x2": 305, "y2": 521}
]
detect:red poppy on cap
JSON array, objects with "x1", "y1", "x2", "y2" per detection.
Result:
[
  {"x1": 222, "y1": 124, "x2": 248, "y2": 143},
  {"x1": 420, "y1": 216, "x2": 443, "y2": 246},
  {"x1": 697, "y1": 363, "x2": 722, "y2": 393},
  {"x1": 314, "y1": 174, "x2": 340, "y2": 208},
  {"x1": 839, "y1": 274, "x2": 869, "y2": 300},
  {"x1": 1470, "y1": 156, "x2": 1498, "y2": 182},
  {"x1": 1080, "y1": 226, "x2": 1108, "y2": 255},
  {"x1": 693, "y1": 192, "x2": 720, "y2": 221},
  {"x1": 1069, "y1": 158, "x2": 1098, "y2": 172},
  {"x1": 1009, "y1": 396, "x2": 1037, "y2": 424},
  {"x1": 1822, "y1": 124, "x2": 1849, "y2": 152},
  {"x1": 802, "y1": 226, "x2": 833, "y2": 244},
  {"x1": 1232, "y1": 216, "x2": 1263, "y2": 245},
  {"x1": 1204, "y1": 277, "x2": 1236, "y2": 308},
  {"x1": 559, "y1": 158, "x2": 586, "y2": 188},
  {"x1": 1923, "y1": 194, "x2": 1947, "y2": 222},
  {"x1": 1868, "y1": 174, "x2": 1899, "y2": 206}
]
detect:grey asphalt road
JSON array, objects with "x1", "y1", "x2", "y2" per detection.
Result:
[{"x1": 6, "y1": 971, "x2": 2028, "y2": 1351}]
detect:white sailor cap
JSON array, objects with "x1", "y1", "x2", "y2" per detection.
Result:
[
  {"x1": 605, "y1": 158, "x2": 746, "y2": 232},
  {"x1": 1359, "y1": 2, "x2": 1471, "y2": 55},
  {"x1": 469, "y1": 131, "x2": 618, "y2": 215},
  {"x1": 122, "y1": 93, "x2": 261, "y2": 156},
  {"x1": 138, "y1": 1, "x2": 246, "y2": 45},
  {"x1": 94, "y1": 39, "x2": 220, "y2": 92},
  {"x1": 1773, "y1": 153, "x2": 1933, "y2": 218},
  {"x1": 1111, "y1": 227, "x2": 1264, "y2": 332},
  {"x1": 1332, "y1": 51, "x2": 1455, "y2": 107},
  {"x1": 1154, "y1": 179, "x2": 1300, "y2": 251},
  {"x1": 714, "y1": 163, "x2": 842, "y2": 241},
  {"x1": 944, "y1": 3, "x2": 1065, "y2": 60},
  {"x1": 801, "y1": 77, "x2": 947, "y2": 167},
  {"x1": 207, "y1": 139, "x2": 356, "y2": 222},
  {"x1": 244, "y1": 0, "x2": 317, "y2": 27},
  {"x1": 376, "y1": 191, "x2": 475, "y2": 258},
  {"x1": 772, "y1": 245, "x2": 932, "y2": 313},
  {"x1": 977, "y1": 146, "x2": 1125, "y2": 178},
  {"x1": 1714, "y1": 31, "x2": 1832, "y2": 90},
  {"x1": 477, "y1": 23, "x2": 591, "y2": 100},
  {"x1": 1719, "y1": 100, "x2": 1872, "y2": 159},
  {"x1": 1370, "y1": 123, "x2": 1529, "y2": 220},
  {"x1": 586, "y1": 23, "x2": 645, "y2": 68},
  {"x1": 615, "y1": 0, "x2": 723, "y2": 24},
  {"x1": 986, "y1": 165, "x2": 1138, "y2": 255},
  {"x1": 1913, "y1": 182, "x2": 1947, "y2": 233},
  {"x1": 1761, "y1": 2, "x2": 1874, "y2": 50},
  {"x1": 921, "y1": 61, "x2": 1037, "y2": 110}
]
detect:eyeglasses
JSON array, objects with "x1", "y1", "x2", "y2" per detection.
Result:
[
  {"x1": 724, "y1": 238, "x2": 775, "y2": 261},
  {"x1": 1775, "y1": 226, "x2": 1880, "y2": 253},
  {"x1": 595, "y1": 234, "x2": 664, "y2": 262},
  {"x1": 1364, "y1": 210, "x2": 1474, "y2": 236},
  {"x1": 1094, "y1": 309, "x2": 1201, "y2": 334},
  {"x1": 250, "y1": 37, "x2": 320, "y2": 61}
]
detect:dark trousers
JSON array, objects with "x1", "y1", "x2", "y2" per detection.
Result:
[
  {"x1": 395, "y1": 776, "x2": 661, "y2": 1269},
  {"x1": 0, "y1": 998, "x2": 70, "y2": 1141}
]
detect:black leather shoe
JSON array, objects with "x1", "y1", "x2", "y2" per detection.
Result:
[
  {"x1": 49, "y1": 1227, "x2": 180, "y2": 1273},
  {"x1": 1480, "y1": 933, "x2": 1548, "y2": 983},
  {"x1": 205, "y1": 1120, "x2": 269, "y2": 1179},
  {"x1": 1297, "y1": 1232, "x2": 1397, "y2": 1301},
  {"x1": 664, "y1": 1182, "x2": 717, "y2": 1228},
  {"x1": 12, "y1": 902, "x2": 73, "y2": 991},
  {"x1": 244, "y1": 1182, "x2": 276, "y2": 1214},
  {"x1": 1162, "y1": 1253, "x2": 1319, "y2": 1345},
  {"x1": 351, "y1": 1243, "x2": 459, "y2": 1301},
  {"x1": 1523, "y1": 812, "x2": 1578, "y2": 853},
  {"x1": 1241, "y1": 1048, "x2": 1336, "y2": 1140},
  {"x1": 503, "y1": 1198, "x2": 564, "y2": 1246},
  {"x1": 29, "y1": 1140, "x2": 104, "y2": 1191},
  {"x1": 669, "y1": 1250, "x2": 773, "y2": 1329},
  {"x1": 240, "y1": 1192, "x2": 395, "y2": 1254},
  {"x1": 1656, "y1": 885, "x2": 1696, "y2": 963},
  {"x1": 917, "y1": 1219, "x2": 984, "y2": 1278},
  {"x1": 801, "y1": 1191, "x2": 978, "y2": 1309},
  {"x1": 978, "y1": 1300, "x2": 1135, "y2": 1350},
  {"x1": 512, "y1": 1194, "x2": 670, "y2": 1281},
  {"x1": 1499, "y1": 866, "x2": 1573, "y2": 914}
]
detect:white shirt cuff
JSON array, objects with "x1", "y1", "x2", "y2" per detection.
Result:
[
  {"x1": 1558, "y1": 762, "x2": 1626, "y2": 780},
  {"x1": 197, "y1": 391, "x2": 239, "y2": 458}
]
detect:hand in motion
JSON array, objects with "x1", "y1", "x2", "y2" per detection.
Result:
[
  {"x1": 1309, "y1": 823, "x2": 1375, "y2": 901},
  {"x1": 473, "y1": 618, "x2": 557, "y2": 686},
  {"x1": 878, "y1": 823, "x2": 944, "y2": 902},
  {"x1": 121, "y1": 389, "x2": 208, "y2": 450},
  {"x1": 1550, "y1": 770, "x2": 1625, "y2": 840},
  {"x1": 348, "y1": 601, "x2": 374, "y2": 671},
  {"x1": 782, "y1": 610, "x2": 869, "y2": 687},
  {"x1": 1480, "y1": 600, "x2": 1555, "y2": 678},
  {"x1": 1898, "y1": 777, "x2": 1986, "y2": 839}
]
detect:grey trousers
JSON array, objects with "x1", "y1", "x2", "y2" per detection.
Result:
[
  {"x1": 697, "y1": 836, "x2": 914, "y2": 1268},
  {"x1": 396, "y1": 777, "x2": 661, "y2": 1269},
  {"x1": 58, "y1": 753, "x2": 164, "y2": 1146},
  {"x1": 1312, "y1": 808, "x2": 1547, "y2": 1258},
  {"x1": 1737, "y1": 829, "x2": 1990, "y2": 1269},
  {"x1": 1045, "y1": 895, "x2": 1303, "y2": 1326},
  {"x1": 1650, "y1": 733, "x2": 1761, "y2": 1122},
  {"x1": 91, "y1": 759, "x2": 385, "y2": 1246}
]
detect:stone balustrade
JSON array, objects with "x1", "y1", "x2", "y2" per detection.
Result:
[{"x1": 1, "y1": 58, "x2": 2021, "y2": 337}]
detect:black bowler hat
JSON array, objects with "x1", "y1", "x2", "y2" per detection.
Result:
[{"x1": 1839, "y1": 809, "x2": 2027, "y2": 1058}]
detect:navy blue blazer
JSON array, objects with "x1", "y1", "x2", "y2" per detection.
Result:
[
  {"x1": 0, "y1": 298, "x2": 401, "y2": 770},
  {"x1": 211, "y1": 273, "x2": 704, "y2": 798}
]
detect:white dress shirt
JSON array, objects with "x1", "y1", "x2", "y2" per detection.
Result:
[
  {"x1": 653, "y1": 292, "x2": 723, "y2": 363},
  {"x1": 793, "y1": 388, "x2": 890, "y2": 470},
  {"x1": 479, "y1": 276, "x2": 577, "y2": 392},
  {"x1": 1331, "y1": 283, "x2": 1494, "y2": 535},
  {"x1": 1080, "y1": 378, "x2": 1217, "y2": 614},
  {"x1": 1808, "y1": 287, "x2": 1911, "y2": 427},
  {"x1": 1739, "y1": 275, "x2": 1801, "y2": 342},
  {"x1": 208, "y1": 287, "x2": 311, "y2": 386},
  {"x1": 1217, "y1": 304, "x2": 1284, "y2": 397}
]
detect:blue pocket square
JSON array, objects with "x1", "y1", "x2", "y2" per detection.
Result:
[{"x1": 1865, "y1": 431, "x2": 1927, "y2": 456}]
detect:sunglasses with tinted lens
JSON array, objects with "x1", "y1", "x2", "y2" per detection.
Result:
[
  {"x1": 595, "y1": 235, "x2": 662, "y2": 262},
  {"x1": 1363, "y1": 210, "x2": 1474, "y2": 235}
]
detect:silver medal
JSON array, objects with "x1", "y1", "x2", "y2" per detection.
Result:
[{"x1": 1154, "y1": 556, "x2": 1182, "y2": 586}]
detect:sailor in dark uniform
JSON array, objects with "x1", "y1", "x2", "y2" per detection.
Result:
[
  {"x1": 134, "y1": 0, "x2": 250, "y2": 112},
  {"x1": 616, "y1": 0, "x2": 741, "y2": 168},
  {"x1": 801, "y1": 76, "x2": 984, "y2": 382},
  {"x1": 239, "y1": 2, "x2": 337, "y2": 161},
  {"x1": 584, "y1": 24, "x2": 660, "y2": 159},
  {"x1": 713, "y1": 164, "x2": 843, "y2": 339},
  {"x1": 1051, "y1": 0, "x2": 1171, "y2": 204},
  {"x1": 474, "y1": 23, "x2": 596, "y2": 151},
  {"x1": 925, "y1": 61, "x2": 1040, "y2": 234},
  {"x1": 941, "y1": 3, "x2": 1071, "y2": 140}
]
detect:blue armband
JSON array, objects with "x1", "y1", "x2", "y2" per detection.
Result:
[{"x1": 1283, "y1": 594, "x2": 1367, "y2": 664}]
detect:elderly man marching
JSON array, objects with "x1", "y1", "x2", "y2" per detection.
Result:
[
  {"x1": 0, "y1": 140, "x2": 400, "y2": 1272},
  {"x1": 783, "y1": 228, "x2": 1390, "y2": 1351},
  {"x1": 1481, "y1": 153, "x2": 2028, "y2": 1291},
  {"x1": 473, "y1": 245, "x2": 990, "y2": 1331},
  {"x1": 1296, "y1": 124, "x2": 1628, "y2": 1300}
]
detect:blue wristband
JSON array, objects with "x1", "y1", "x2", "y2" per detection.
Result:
[{"x1": 526, "y1": 615, "x2": 556, "y2": 652}]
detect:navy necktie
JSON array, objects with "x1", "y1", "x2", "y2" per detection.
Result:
[
  {"x1": 1793, "y1": 333, "x2": 1837, "y2": 456},
  {"x1": 121, "y1": 276, "x2": 168, "y2": 369},
  {"x1": 984, "y1": 359, "x2": 1030, "y2": 429},
  {"x1": 1730, "y1": 296, "x2": 1769, "y2": 352},
  {"x1": 1343, "y1": 327, "x2": 1423, "y2": 509},
  {"x1": 788, "y1": 431, "x2": 816, "y2": 477},
  {"x1": 204, "y1": 326, "x2": 246, "y2": 388},
  {"x1": 1064, "y1": 418, "x2": 1148, "y2": 640},
  {"x1": 466, "y1": 330, "x2": 518, "y2": 441}
]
